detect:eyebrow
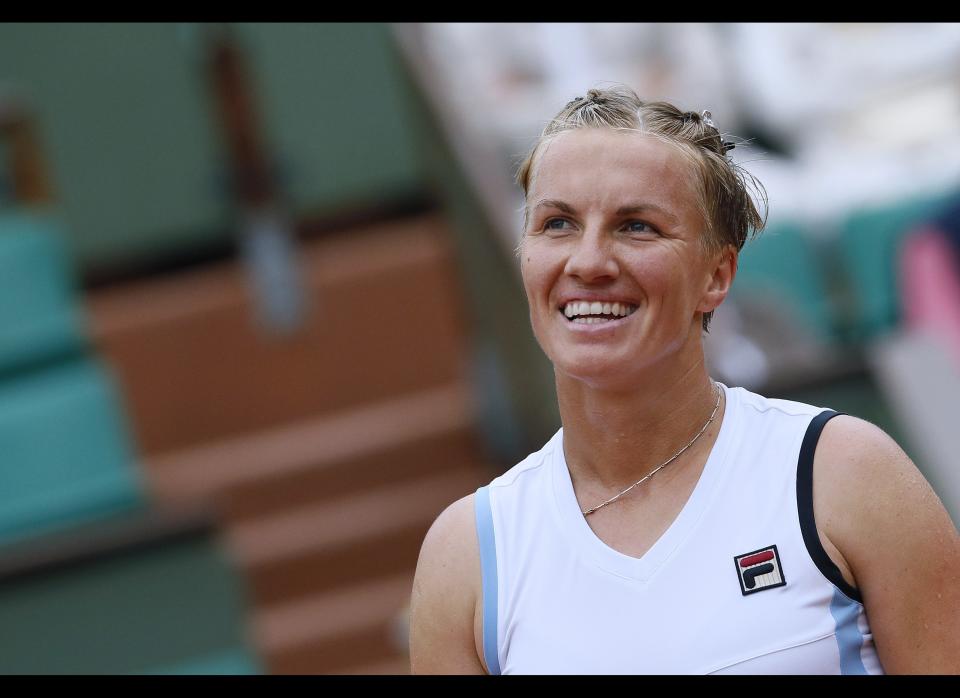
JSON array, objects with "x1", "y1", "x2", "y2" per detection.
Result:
[
  {"x1": 532, "y1": 199, "x2": 679, "y2": 225},
  {"x1": 615, "y1": 203, "x2": 679, "y2": 225},
  {"x1": 532, "y1": 199, "x2": 576, "y2": 215}
]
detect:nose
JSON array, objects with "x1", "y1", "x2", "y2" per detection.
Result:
[{"x1": 563, "y1": 229, "x2": 619, "y2": 283}]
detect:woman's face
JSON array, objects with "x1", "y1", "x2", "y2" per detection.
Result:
[{"x1": 520, "y1": 128, "x2": 732, "y2": 389}]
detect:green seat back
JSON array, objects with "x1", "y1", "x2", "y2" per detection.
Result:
[
  {"x1": 838, "y1": 192, "x2": 950, "y2": 340},
  {"x1": 0, "y1": 213, "x2": 88, "y2": 376},
  {"x1": 732, "y1": 222, "x2": 836, "y2": 342},
  {"x1": 0, "y1": 358, "x2": 145, "y2": 545},
  {"x1": 0, "y1": 535, "x2": 261, "y2": 674}
]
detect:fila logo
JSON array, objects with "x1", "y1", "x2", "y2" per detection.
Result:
[{"x1": 734, "y1": 545, "x2": 786, "y2": 596}]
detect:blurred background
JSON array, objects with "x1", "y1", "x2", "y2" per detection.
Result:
[{"x1": 0, "y1": 22, "x2": 958, "y2": 674}]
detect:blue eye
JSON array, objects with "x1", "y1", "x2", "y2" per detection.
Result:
[
  {"x1": 545, "y1": 218, "x2": 571, "y2": 230},
  {"x1": 625, "y1": 221, "x2": 656, "y2": 234}
]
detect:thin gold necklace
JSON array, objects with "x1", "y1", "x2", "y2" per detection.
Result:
[{"x1": 581, "y1": 383, "x2": 723, "y2": 517}]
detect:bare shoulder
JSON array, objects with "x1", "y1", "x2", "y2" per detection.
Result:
[
  {"x1": 813, "y1": 414, "x2": 960, "y2": 673},
  {"x1": 813, "y1": 415, "x2": 956, "y2": 570},
  {"x1": 409, "y1": 492, "x2": 486, "y2": 674}
]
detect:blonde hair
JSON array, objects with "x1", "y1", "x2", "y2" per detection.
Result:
[{"x1": 516, "y1": 86, "x2": 767, "y2": 330}]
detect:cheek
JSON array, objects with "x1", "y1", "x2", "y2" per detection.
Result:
[
  {"x1": 519, "y1": 242, "x2": 559, "y2": 298},
  {"x1": 628, "y1": 255, "x2": 675, "y2": 294},
  {"x1": 519, "y1": 257, "x2": 543, "y2": 311},
  {"x1": 626, "y1": 255, "x2": 699, "y2": 313}
]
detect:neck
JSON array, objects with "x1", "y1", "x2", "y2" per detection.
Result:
[{"x1": 557, "y1": 343, "x2": 721, "y2": 497}]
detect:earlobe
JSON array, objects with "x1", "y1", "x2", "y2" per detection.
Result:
[{"x1": 698, "y1": 246, "x2": 737, "y2": 313}]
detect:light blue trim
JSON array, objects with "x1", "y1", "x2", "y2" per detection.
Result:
[
  {"x1": 830, "y1": 587, "x2": 868, "y2": 674},
  {"x1": 474, "y1": 486, "x2": 501, "y2": 675}
]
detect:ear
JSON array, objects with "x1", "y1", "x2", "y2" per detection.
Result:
[{"x1": 697, "y1": 245, "x2": 737, "y2": 314}]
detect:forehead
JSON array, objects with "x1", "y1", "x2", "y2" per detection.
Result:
[{"x1": 528, "y1": 128, "x2": 702, "y2": 218}]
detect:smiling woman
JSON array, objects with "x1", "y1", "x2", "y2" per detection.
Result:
[
  {"x1": 409, "y1": 86, "x2": 960, "y2": 675},
  {"x1": 519, "y1": 128, "x2": 733, "y2": 391}
]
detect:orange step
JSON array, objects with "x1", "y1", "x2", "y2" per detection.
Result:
[
  {"x1": 143, "y1": 381, "x2": 480, "y2": 507},
  {"x1": 226, "y1": 465, "x2": 485, "y2": 605},
  {"x1": 254, "y1": 571, "x2": 414, "y2": 674},
  {"x1": 80, "y1": 212, "x2": 495, "y2": 674},
  {"x1": 338, "y1": 655, "x2": 411, "y2": 675},
  {"x1": 217, "y1": 427, "x2": 485, "y2": 523},
  {"x1": 85, "y1": 214, "x2": 469, "y2": 455}
]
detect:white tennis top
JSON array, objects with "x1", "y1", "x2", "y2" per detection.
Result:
[{"x1": 474, "y1": 383, "x2": 884, "y2": 674}]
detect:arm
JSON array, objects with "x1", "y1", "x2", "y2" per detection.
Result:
[
  {"x1": 814, "y1": 415, "x2": 960, "y2": 674},
  {"x1": 409, "y1": 493, "x2": 487, "y2": 674}
]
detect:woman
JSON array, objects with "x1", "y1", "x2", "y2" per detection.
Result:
[{"x1": 409, "y1": 87, "x2": 960, "y2": 674}]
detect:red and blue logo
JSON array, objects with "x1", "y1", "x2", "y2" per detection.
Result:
[{"x1": 735, "y1": 545, "x2": 786, "y2": 596}]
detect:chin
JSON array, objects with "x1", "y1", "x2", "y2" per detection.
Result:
[
  {"x1": 548, "y1": 332, "x2": 690, "y2": 390},
  {"x1": 552, "y1": 352, "x2": 641, "y2": 390}
]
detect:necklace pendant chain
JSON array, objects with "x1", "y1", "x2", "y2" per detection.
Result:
[{"x1": 581, "y1": 383, "x2": 723, "y2": 517}]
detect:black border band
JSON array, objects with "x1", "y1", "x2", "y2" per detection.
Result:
[{"x1": 796, "y1": 410, "x2": 862, "y2": 603}]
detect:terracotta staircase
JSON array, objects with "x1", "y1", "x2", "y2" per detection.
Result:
[{"x1": 84, "y1": 213, "x2": 494, "y2": 674}]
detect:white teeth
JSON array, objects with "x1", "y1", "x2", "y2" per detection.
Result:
[{"x1": 563, "y1": 300, "x2": 638, "y2": 320}]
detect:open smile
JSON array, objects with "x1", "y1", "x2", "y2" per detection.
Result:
[{"x1": 559, "y1": 300, "x2": 638, "y2": 326}]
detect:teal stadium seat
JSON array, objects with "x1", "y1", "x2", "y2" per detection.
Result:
[
  {"x1": 0, "y1": 213, "x2": 261, "y2": 674},
  {"x1": 0, "y1": 358, "x2": 146, "y2": 545},
  {"x1": 838, "y1": 192, "x2": 951, "y2": 340},
  {"x1": 0, "y1": 213, "x2": 88, "y2": 376},
  {"x1": 732, "y1": 221, "x2": 837, "y2": 343}
]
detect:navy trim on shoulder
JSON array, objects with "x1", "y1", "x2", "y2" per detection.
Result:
[
  {"x1": 796, "y1": 410, "x2": 863, "y2": 604},
  {"x1": 474, "y1": 486, "x2": 501, "y2": 675}
]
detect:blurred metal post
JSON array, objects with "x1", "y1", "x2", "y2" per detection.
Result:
[
  {"x1": 203, "y1": 23, "x2": 306, "y2": 336},
  {"x1": 0, "y1": 92, "x2": 55, "y2": 207}
]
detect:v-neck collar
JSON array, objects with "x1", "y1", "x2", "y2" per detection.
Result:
[{"x1": 549, "y1": 383, "x2": 739, "y2": 583}]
